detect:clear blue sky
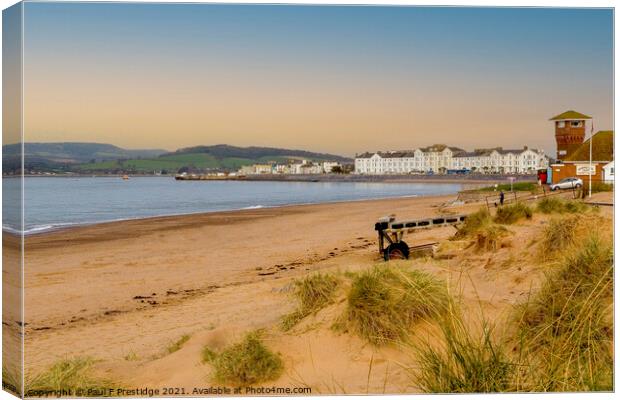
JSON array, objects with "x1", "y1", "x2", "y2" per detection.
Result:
[{"x1": 15, "y1": 3, "x2": 614, "y2": 156}]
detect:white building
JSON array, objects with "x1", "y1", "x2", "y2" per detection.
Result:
[
  {"x1": 355, "y1": 145, "x2": 548, "y2": 175},
  {"x1": 238, "y1": 164, "x2": 274, "y2": 175},
  {"x1": 322, "y1": 161, "x2": 341, "y2": 173},
  {"x1": 299, "y1": 163, "x2": 323, "y2": 174},
  {"x1": 603, "y1": 161, "x2": 614, "y2": 183}
]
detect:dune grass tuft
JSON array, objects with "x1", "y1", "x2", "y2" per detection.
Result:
[
  {"x1": 493, "y1": 202, "x2": 533, "y2": 225},
  {"x1": 537, "y1": 197, "x2": 587, "y2": 214},
  {"x1": 516, "y1": 233, "x2": 613, "y2": 391},
  {"x1": 539, "y1": 215, "x2": 582, "y2": 256},
  {"x1": 281, "y1": 273, "x2": 340, "y2": 331},
  {"x1": 415, "y1": 304, "x2": 514, "y2": 393},
  {"x1": 475, "y1": 224, "x2": 510, "y2": 252},
  {"x1": 167, "y1": 334, "x2": 191, "y2": 354},
  {"x1": 475, "y1": 182, "x2": 538, "y2": 193},
  {"x1": 3, "y1": 367, "x2": 22, "y2": 396},
  {"x1": 414, "y1": 214, "x2": 613, "y2": 393},
  {"x1": 26, "y1": 357, "x2": 112, "y2": 396},
  {"x1": 453, "y1": 207, "x2": 512, "y2": 252},
  {"x1": 338, "y1": 265, "x2": 449, "y2": 345},
  {"x1": 588, "y1": 182, "x2": 613, "y2": 193},
  {"x1": 202, "y1": 331, "x2": 283, "y2": 385},
  {"x1": 454, "y1": 208, "x2": 492, "y2": 238}
]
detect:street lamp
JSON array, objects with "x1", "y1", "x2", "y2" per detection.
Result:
[
  {"x1": 508, "y1": 176, "x2": 515, "y2": 192},
  {"x1": 589, "y1": 119, "x2": 594, "y2": 198}
]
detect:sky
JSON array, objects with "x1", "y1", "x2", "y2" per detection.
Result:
[{"x1": 8, "y1": 3, "x2": 615, "y2": 156}]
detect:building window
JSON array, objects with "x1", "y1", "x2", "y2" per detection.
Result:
[
  {"x1": 571, "y1": 121, "x2": 583, "y2": 127},
  {"x1": 557, "y1": 121, "x2": 565, "y2": 128}
]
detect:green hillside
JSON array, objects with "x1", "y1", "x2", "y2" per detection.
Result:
[
  {"x1": 3, "y1": 142, "x2": 166, "y2": 163},
  {"x1": 72, "y1": 152, "x2": 339, "y2": 174},
  {"x1": 7, "y1": 142, "x2": 350, "y2": 174}
]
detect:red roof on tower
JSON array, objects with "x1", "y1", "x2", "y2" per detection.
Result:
[{"x1": 549, "y1": 110, "x2": 592, "y2": 121}]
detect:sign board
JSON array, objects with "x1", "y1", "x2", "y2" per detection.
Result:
[{"x1": 576, "y1": 164, "x2": 596, "y2": 176}]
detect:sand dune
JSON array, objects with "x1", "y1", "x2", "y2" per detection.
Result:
[{"x1": 12, "y1": 192, "x2": 613, "y2": 394}]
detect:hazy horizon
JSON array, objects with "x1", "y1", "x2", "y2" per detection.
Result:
[{"x1": 5, "y1": 4, "x2": 614, "y2": 157}]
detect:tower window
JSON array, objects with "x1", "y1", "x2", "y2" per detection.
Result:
[
  {"x1": 557, "y1": 121, "x2": 565, "y2": 128},
  {"x1": 571, "y1": 121, "x2": 583, "y2": 127}
]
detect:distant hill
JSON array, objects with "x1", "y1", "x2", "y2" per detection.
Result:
[
  {"x1": 2, "y1": 142, "x2": 168, "y2": 174},
  {"x1": 169, "y1": 144, "x2": 351, "y2": 163},
  {"x1": 3, "y1": 142, "x2": 167, "y2": 164},
  {"x1": 3, "y1": 142, "x2": 351, "y2": 174}
]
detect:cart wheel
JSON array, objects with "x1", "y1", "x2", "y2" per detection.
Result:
[{"x1": 384, "y1": 241, "x2": 410, "y2": 261}]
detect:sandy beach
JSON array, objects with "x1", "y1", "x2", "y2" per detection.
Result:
[{"x1": 5, "y1": 191, "x2": 613, "y2": 394}]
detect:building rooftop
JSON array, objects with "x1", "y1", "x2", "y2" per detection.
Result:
[
  {"x1": 563, "y1": 130, "x2": 614, "y2": 162},
  {"x1": 418, "y1": 144, "x2": 465, "y2": 153},
  {"x1": 549, "y1": 110, "x2": 592, "y2": 121},
  {"x1": 453, "y1": 151, "x2": 479, "y2": 158},
  {"x1": 358, "y1": 146, "x2": 544, "y2": 159},
  {"x1": 355, "y1": 151, "x2": 417, "y2": 159}
]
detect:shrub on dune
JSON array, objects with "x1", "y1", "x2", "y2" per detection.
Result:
[
  {"x1": 475, "y1": 224, "x2": 510, "y2": 252},
  {"x1": 589, "y1": 182, "x2": 613, "y2": 193},
  {"x1": 26, "y1": 357, "x2": 111, "y2": 395},
  {"x1": 281, "y1": 273, "x2": 339, "y2": 331},
  {"x1": 413, "y1": 217, "x2": 613, "y2": 393},
  {"x1": 454, "y1": 208, "x2": 492, "y2": 238},
  {"x1": 338, "y1": 265, "x2": 449, "y2": 345},
  {"x1": 2, "y1": 367, "x2": 21, "y2": 396},
  {"x1": 540, "y1": 215, "x2": 582, "y2": 255},
  {"x1": 516, "y1": 233, "x2": 613, "y2": 391},
  {"x1": 453, "y1": 207, "x2": 512, "y2": 252},
  {"x1": 202, "y1": 331, "x2": 283, "y2": 385},
  {"x1": 166, "y1": 334, "x2": 191, "y2": 354},
  {"x1": 493, "y1": 202, "x2": 533, "y2": 225},
  {"x1": 414, "y1": 305, "x2": 513, "y2": 393},
  {"x1": 537, "y1": 197, "x2": 587, "y2": 214}
]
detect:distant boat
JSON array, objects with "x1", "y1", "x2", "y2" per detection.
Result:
[{"x1": 122, "y1": 175, "x2": 129, "y2": 180}]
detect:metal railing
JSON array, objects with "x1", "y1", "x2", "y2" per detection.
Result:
[{"x1": 484, "y1": 184, "x2": 578, "y2": 210}]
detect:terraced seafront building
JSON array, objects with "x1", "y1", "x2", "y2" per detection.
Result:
[{"x1": 354, "y1": 144, "x2": 548, "y2": 175}]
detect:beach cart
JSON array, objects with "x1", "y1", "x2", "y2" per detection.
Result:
[{"x1": 374, "y1": 214, "x2": 467, "y2": 261}]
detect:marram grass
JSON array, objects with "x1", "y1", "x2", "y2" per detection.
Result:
[
  {"x1": 493, "y1": 202, "x2": 533, "y2": 225},
  {"x1": 537, "y1": 197, "x2": 587, "y2": 214},
  {"x1": 452, "y1": 207, "x2": 511, "y2": 252},
  {"x1": 454, "y1": 207, "x2": 492, "y2": 238},
  {"x1": 202, "y1": 331, "x2": 283, "y2": 385},
  {"x1": 414, "y1": 221, "x2": 613, "y2": 393},
  {"x1": 166, "y1": 334, "x2": 191, "y2": 354},
  {"x1": 26, "y1": 357, "x2": 113, "y2": 396},
  {"x1": 281, "y1": 273, "x2": 340, "y2": 331},
  {"x1": 516, "y1": 233, "x2": 613, "y2": 391},
  {"x1": 414, "y1": 303, "x2": 514, "y2": 393},
  {"x1": 337, "y1": 265, "x2": 449, "y2": 345}
]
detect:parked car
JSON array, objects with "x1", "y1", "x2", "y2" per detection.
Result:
[{"x1": 550, "y1": 177, "x2": 583, "y2": 191}]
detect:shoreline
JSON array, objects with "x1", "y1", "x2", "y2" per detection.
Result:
[
  {"x1": 19, "y1": 193, "x2": 468, "y2": 341},
  {"x1": 10, "y1": 173, "x2": 534, "y2": 185},
  {"x1": 19, "y1": 193, "x2": 461, "y2": 248},
  {"x1": 9, "y1": 191, "x2": 472, "y2": 238}
]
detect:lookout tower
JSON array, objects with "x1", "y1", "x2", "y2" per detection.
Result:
[{"x1": 549, "y1": 110, "x2": 591, "y2": 161}]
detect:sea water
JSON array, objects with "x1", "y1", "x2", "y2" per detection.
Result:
[{"x1": 2, "y1": 177, "x2": 464, "y2": 234}]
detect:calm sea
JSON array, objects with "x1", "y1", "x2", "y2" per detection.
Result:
[{"x1": 2, "y1": 177, "x2": 464, "y2": 234}]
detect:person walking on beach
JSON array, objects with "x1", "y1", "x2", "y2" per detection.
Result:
[{"x1": 499, "y1": 190, "x2": 505, "y2": 206}]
